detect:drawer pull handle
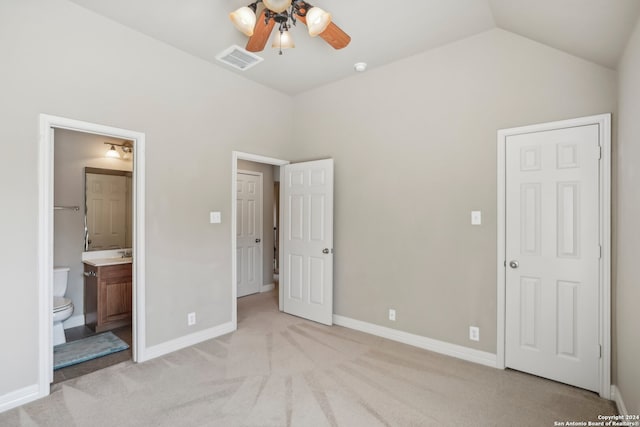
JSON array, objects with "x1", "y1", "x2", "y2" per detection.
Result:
[{"x1": 83, "y1": 271, "x2": 96, "y2": 277}]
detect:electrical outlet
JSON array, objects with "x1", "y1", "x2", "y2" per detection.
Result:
[
  {"x1": 187, "y1": 312, "x2": 196, "y2": 326},
  {"x1": 389, "y1": 309, "x2": 396, "y2": 321},
  {"x1": 469, "y1": 326, "x2": 480, "y2": 341}
]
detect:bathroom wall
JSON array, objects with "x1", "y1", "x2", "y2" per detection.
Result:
[
  {"x1": 237, "y1": 160, "x2": 275, "y2": 288},
  {"x1": 54, "y1": 129, "x2": 133, "y2": 326}
]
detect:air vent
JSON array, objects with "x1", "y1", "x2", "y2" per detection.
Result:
[{"x1": 215, "y1": 45, "x2": 264, "y2": 71}]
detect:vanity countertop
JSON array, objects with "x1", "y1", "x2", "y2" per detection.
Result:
[{"x1": 83, "y1": 257, "x2": 132, "y2": 267}]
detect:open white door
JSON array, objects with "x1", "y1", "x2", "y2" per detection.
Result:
[{"x1": 281, "y1": 159, "x2": 333, "y2": 325}]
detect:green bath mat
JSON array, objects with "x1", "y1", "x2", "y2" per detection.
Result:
[{"x1": 54, "y1": 331, "x2": 129, "y2": 370}]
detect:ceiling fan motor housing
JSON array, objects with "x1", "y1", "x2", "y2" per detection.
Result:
[{"x1": 273, "y1": 12, "x2": 289, "y2": 24}]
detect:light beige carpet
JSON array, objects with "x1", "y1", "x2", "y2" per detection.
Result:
[{"x1": 0, "y1": 291, "x2": 616, "y2": 426}]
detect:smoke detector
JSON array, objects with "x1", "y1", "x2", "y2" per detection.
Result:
[{"x1": 354, "y1": 62, "x2": 367, "y2": 72}]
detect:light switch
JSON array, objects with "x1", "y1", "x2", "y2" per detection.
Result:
[
  {"x1": 471, "y1": 211, "x2": 482, "y2": 225},
  {"x1": 210, "y1": 211, "x2": 221, "y2": 224}
]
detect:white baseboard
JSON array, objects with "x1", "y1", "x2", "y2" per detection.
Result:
[
  {"x1": 611, "y1": 385, "x2": 628, "y2": 415},
  {"x1": 261, "y1": 283, "x2": 275, "y2": 293},
  {"x1": 0, "y1": 384, "x2": 43, "y2": 414},
  {"x1": 143, "y1": 321, "x2": 235, "y2": 362},
  {"x1": 333, "y1": 315, "x2": 497, "y2": 368},
  {"x1": 63, "y1": 314, "x2": 85, "y2": 330}
]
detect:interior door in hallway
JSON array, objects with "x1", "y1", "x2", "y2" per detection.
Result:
[
  {"x1": 505, "y1": 124, "x2": 601, "y2": 392},
  {"x1": 282, "y1": 159, "x2": 333, "y2": 325},
  {"x1": 237, "y1": 171, "x2": 262, "y2": 298}
]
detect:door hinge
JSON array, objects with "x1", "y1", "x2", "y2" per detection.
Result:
[
  {"x1": 598, "y1": 245, "x2": 602, "y2": 259},
  {"x1": 597, "y1": 145, "x2": 602, "y2": 160},
  {"x1": 599, "y1": 345, "x2": 602, "y2": 359}
]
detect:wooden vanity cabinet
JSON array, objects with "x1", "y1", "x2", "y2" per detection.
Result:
[{"x1": 84, "y1": 262, "x2": 132, "y2": 332}]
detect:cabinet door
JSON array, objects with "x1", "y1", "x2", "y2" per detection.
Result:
[
  {"x1": 104, "y1": 280, "x2": 132, "y2": 321},
  {"x1": 98, "y1": 264, "x2": 132, "y2": 324}
]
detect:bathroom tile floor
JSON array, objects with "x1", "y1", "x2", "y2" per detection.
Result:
[{"x1": 53, "y1": 325, "x2": 132, "y2": 384}]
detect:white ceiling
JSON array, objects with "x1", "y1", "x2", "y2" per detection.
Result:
[{"x1": 69, "y1": 0, "x2": 640, "y2": 95}]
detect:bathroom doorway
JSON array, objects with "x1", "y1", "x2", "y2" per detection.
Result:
[
  {"x1": 52, "y1": 129, "x2": 134, "y2": 383},
  {"x1": 38, "y1": 115, "x2": 146, "y2": 397}
]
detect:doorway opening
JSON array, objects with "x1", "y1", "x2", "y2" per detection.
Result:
[
  {"x1": 53, "y1": 129, "x2": 133, "y2": 383},
  {"x1": 232, "y1": 152, "x2": 335, "y2": 329},
  {"x1": 232, "y1": 152, "x2": 289, "y2": 328},
  {"x1": 38, "y1": 115, "x2": 146, "y2": 399}
]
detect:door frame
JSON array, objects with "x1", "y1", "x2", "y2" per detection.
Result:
[
  {"x1": 236, "y1": 169, "x2": 264, "y2": 297},
  {"x1": 231, "y1": 152, "x2": 289, "y2": 329},
  {"x1": 38, "y1": 114, "x2": 147, "y2": 399},
  {"x1": 496, "y1": 113, "x2": 611, "y2": 398}
]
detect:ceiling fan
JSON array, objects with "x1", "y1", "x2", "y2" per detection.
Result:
[{"x1": 230, "y1": 0, "x2": 351, "y2": 54}]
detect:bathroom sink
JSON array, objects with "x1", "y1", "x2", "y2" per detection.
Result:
[{"x1": 83, "y1": 257, "x2": 133, "y2": 267}]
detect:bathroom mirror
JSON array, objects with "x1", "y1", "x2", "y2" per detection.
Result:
[{"x1": 84, "y1": 167, "x2": 133, "y2": 251}]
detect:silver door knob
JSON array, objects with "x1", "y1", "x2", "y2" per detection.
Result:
[
  {"x1": 255, "y1": 238, "x2": 261, "y2": 243},
  {"x1": 509, "y1": 260, "x2": 519, "y2": 269},
  {"x1": 322, "y1": 248, "x2": 330, "y2": 254}
]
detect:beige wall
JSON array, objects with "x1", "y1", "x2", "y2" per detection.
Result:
[
  {"x1": 616, "y1": 16, "x2": 640, "y2": 415},
  {"x1": 54, "y1": 129, "x2": 133, "y2": 320},
  {"x1": 237, "y1": 160, "x2": 275, "y2": 287},
  {"x1": 291, "y1": 28, "x2": 617, "y2": 354},
  {"x1": 0, "y1": 0, "x2": 291, "y2": 396}
]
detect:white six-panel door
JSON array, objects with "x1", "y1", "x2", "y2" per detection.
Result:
[
  {"x1": 237, "y1": 172, "x2": 262, "y2": 298},
  {"x1": 505, "y1": 125, "x2": 600, "y2": 392},
  {"x1": 282, "y1": 159, "x2": 334, "y2": 325}
]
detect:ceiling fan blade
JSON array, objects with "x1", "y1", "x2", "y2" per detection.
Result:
[
  {"x1": 297, "y1": 15, "x2": 351, "y2": 50},
  {"x1": 317, "y1": 22, "x2": 351, "y2": 50},
  {"x1": 246, "y1": 10, "x2": 275, "y2": 52}
]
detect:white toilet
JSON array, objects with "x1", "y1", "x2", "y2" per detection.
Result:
[{"x1": 53, "y1": 267, "x2": 74, "y2": 346}]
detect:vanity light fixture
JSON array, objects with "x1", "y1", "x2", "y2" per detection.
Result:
[
  {"x1": 104, "y1": 141, "x2": 133, "y2": 160},
  {"x1": 121, "y1": 145, "x2": 133, "y2": 160},
  {"x1": 105, "y1": 144, "x2": 120, "y2": 158}
]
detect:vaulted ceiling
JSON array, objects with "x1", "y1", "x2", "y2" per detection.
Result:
[{"x1": 69, "y1": 0, "x2": 640, "y2": 94}]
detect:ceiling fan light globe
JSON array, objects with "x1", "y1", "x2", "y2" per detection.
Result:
[
  {"x1": 262, "y1": 0, "x2": 292, "y2": 13},
  {"x1": 229, "y1": 6, "x2": 256, "y2": 37},
  {"x1": 271, "y1": 30, "x2": 295, "y2": 49},
  {"x1": 306, "y1": 7, "x2": 331, "y2": 37}
]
